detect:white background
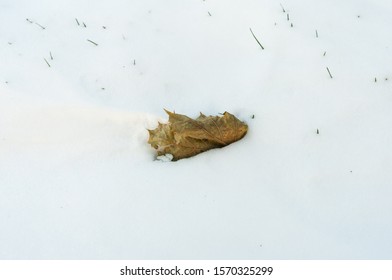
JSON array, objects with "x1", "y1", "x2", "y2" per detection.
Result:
[{"x1": 1, "y1": 260, "x2": 392, "y2": 280}]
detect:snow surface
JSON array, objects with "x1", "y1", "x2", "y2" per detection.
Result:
[{"x1": 1, "y1": 0, "x2": 392, "y2": 259}]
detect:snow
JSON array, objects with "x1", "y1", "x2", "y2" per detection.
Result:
[{"x1": 1, "y1": 0, "x2": 392, "y2": 259}]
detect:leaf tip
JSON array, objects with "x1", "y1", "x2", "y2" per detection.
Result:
[{"x1": 163, "y1": 108, "x2": 175, "y2": 116}]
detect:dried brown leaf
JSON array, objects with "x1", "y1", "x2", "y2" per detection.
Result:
[{"x1": 148, "y1": 110, "x2": 248, "y2": 161}]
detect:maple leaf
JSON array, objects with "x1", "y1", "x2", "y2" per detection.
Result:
[{"x1": 148, "y1": 110, "x2": 248, "y2": 161}]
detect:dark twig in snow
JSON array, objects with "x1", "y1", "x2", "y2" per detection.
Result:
[
  {"x1": 208, "y1": 11, "x2": 212, "y2": 16},
  {"x1": 374, "y1": 77, "x2": 377, "y2": 82},
  {"x1": 50, "y1": 52, "x2": 53, "y2": 60},
  {"x1": 326, "y1": 67, "x2": 333, "y2": 78},
  {"x1": 35, "y1": 22, "x2": 46, "y2": 30},
  {"x1": 87, "y1": 39, "x2": 98, "y2": 46},
  {"x1": 287, "y1": 14, "x2": 290, "y2": 21},
  {"x1": 83, "y1": 22, "x2": 87, "y2": 28},
  {"x1": 75, "y1": 18, "x2": 80, "y2": 26},
  {"x1": 280, "y1": 3, "x2": 286, "y2": 13},
  {"x1": 316, "y1": 30, "x2": 319, "y2": 38},
  {"x1": 26, "y1": 18, "x2": 45, "y2": 29},
  {"x1": 249, "y1": 28, "x2": 265, "y2": 50},
  {"x1": 323, "y1": 51, "x2": 326, "y2": 56},
  {"x1": 44, "y1": 58, "x2": 51, "y2": 67}
]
